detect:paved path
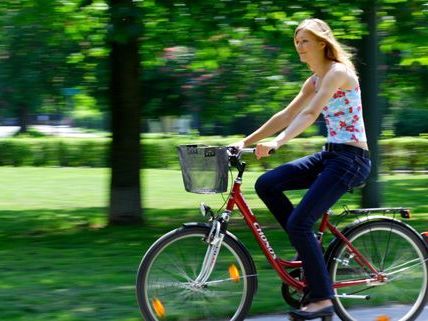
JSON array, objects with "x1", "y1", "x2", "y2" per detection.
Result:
[
  {"x1": 31, "y1": 125, "x2": 100, "y2": 137},
  {"x1": 0, "y1": 125, "x2": 100, "y2": 138},
  {"x1": 0, "y1": 126, "x2": 19, "y2": 137},
  {"x1": 247, "y1": 305, "x2": 428, "y2": 320}
]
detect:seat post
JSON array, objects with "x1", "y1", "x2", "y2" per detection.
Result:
[{"x1": 319, "y1": 210, "x2": 332, "y2": 233}]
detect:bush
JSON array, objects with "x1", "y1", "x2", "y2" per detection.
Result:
[
  {"x1": 0, "y1": 135, "x2": 427, "y2": 172},
  {"x1": 379, "y1": 137, "x2": 428, "y2": 172},
  {"x1": 0, "y1": 138, "x2": 110, "y2": 167},
  {"x1": 394, "y1": 109, "x2": 428, "y2": 136},
  {"x1": 72, "y1": 111, "x2": 109, "y2": 131}
]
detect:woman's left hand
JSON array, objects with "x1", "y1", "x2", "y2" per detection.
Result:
[{"x1": 255, "y1": 141, "x2": 279, "y2": 160}]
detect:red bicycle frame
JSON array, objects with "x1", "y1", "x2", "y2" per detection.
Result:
[{"x1": 225, "y1": 175, "x2": 383, "y2": 292}]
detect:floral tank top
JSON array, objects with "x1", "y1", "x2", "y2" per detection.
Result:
[{"x1": 313, "y1": 75, "x2": 367, "y2": 143}]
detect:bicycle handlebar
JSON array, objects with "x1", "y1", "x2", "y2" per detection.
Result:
[
  {"x1": 227, "y1": 146, "x2": 275, "y2": 158},
  {"x1": 239, "y1": 148, "x2": 256, "y2": 154}
]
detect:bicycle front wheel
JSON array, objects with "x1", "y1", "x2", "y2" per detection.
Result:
[
  {"x1": 136, "y1": 225, "x2": 257, "y2": 321},
  {"x1": 328, "y1": 220, "x2": 428, "y2": 321}
]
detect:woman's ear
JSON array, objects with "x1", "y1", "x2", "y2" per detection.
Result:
[{"x1": 319, "y1": 41, "x2": 326, "y2": 50}]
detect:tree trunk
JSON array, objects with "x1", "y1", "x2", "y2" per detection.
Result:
[
  {"x1": 18, "y1": 103, "x2": 29, "y2": 133},
  {"x1": 108, "y1": 0, "x2": 142, "y2": 225},
  {"x1": 358, "y1": 0, "x2": 383, "y2": 207}
]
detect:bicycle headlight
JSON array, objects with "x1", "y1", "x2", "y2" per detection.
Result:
[
  {"x1": 200, "y1": 202, "x2": 207, "y2": 217},
  {"x1": 200, "y1": 202, "x2": 214, "y2": 219}
]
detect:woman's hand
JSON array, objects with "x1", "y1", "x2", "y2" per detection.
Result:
[
  {"x1": 255, "y1": 141, "x2": 278, "y2": 159},
  {"x1": 230, "y1": 140, "x2": 246, "y2": 151}
]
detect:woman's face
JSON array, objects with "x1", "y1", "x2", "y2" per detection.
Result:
[{"x1": 294, "y1": 29, "x2": 325, "y2": 63}]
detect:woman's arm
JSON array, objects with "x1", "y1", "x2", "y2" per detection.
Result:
[
  {"x1": 241, "y1": 76, "x2": 315, "y2": 147},
  {"x1": 255, "y1": 68, "x2": 348, "y2": 158}
]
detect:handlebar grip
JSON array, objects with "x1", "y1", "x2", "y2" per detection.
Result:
[{"x1": 227, "y1": 146, "x2": 276, "y2": 155}]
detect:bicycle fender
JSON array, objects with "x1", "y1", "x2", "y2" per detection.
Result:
[
  {"x1": 422, "y1": 232, "x2": 428, "y2": 247},
  {"x1": 324, "y1": 215, "x2": 427, "y2": 262},
  {"x1": 182, "y1": 222, "x2": 258, "y2": 292},
  {"x1": 182, "y1": 222, "x2": 249, "y2": 249},
  {"x1": 182, "y1": 222, "x2": 256, "y2": 260}
]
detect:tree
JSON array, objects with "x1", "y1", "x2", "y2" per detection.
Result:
[
  {"x1": 107, "y1": 0, "x2": 143, "y2": 224},
  {"x1": 140, "y1": 1, "x2": 365, "y2": 134},
  {"x1": 358, "y1": 0, "x2": 382, "y2": 207},
  {"x1": 378, "y1": 0, "x2": 428, "y2": 136},
  {"x1": 0, "y1": 0, "x2": 78, "y2": 131}
]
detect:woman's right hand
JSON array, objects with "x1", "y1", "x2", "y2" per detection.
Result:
[{"x1": 230, "y1": 140, "x2": 246, "y2": 151}]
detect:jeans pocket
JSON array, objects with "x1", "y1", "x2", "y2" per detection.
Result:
[
  {"x1": 339, "y1": 158, "x2": 370, "y2": 189},
  {"x1": 349, "y1": 160, "x2": 371, "y2": 188},
  {"x1": 328, "y1": 152, "x2": 371, "y2": 189},
  {"x1": 355, "y1": 156, "x2": 372, "y2": 173}
]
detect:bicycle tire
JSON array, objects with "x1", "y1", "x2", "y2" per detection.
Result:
[
  {"x1": 136, "y1": 225, "x2": 257, "y2": 321},
  {"x1": 327, "y1": 220, "x2": 428, "y2": 321}
]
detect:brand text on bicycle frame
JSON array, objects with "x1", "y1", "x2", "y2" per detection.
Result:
[{"x1": 253, "y1": 222, "x2": 277, "y2": 259}]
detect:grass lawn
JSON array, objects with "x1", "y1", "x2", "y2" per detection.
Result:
[{"x1": 0, "y1": 167, "x2": 427, "y2": 321}]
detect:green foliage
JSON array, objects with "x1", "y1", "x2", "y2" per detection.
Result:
[
  {"x1": 0, "y1": 0, "x2": 109, "y2": 125},
  {"x1": 72, "y1": 110, "x2": 108, "y2": 130},
  {"x1": 1, "y1": 135, "x2": 427, "y2": 172},
  {"x1": 0, "y1": 0, "x2": 426, "y2": 136},
  {"x1": 70, "y1": 92, "x2": 108, "y2": 129},
  {"x1": 378, "y1": 0, "x2": 428, "y2": 134},
  {"x1": 394, "y1": 108, "x2": 428, "y2": 136},
  {"x1": 140, "y1": 1, "x2": 367, "y2": 133},
  {"x1": 0, "y1": 138, "x2": 109, "y2": 167},
  {"x1": 380, "y1": 136, "x2": 428, "y2": 171},
  {"x1": 139, "y1": 1, "x2": 428, "y2": 136}
]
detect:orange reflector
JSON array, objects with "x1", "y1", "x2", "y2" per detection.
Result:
[
  {"x1": 375, "y1": 316, "x2": 391, "y2": 321},
  {"x1": 400, "y1": 209, "x2": 411, "y2": 219},
  {"x1": 152, "y1": 298, "x2": 165, "y2": 318},
  {"x1": 229, "y1": 264, "x2": 240, "y2": 282}
]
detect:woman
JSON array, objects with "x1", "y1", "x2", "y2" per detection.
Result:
[{"x1": 235, "y1": 18, "x2": 371, "y2": 320}]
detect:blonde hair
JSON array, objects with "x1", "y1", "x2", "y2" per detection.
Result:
[{"x1": 294, "y1": 18, "x2": 356, "y2": 73}]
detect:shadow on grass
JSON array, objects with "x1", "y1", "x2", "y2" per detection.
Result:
[
  {"x1": 0, "y1": 181, "x2": 426, "y2": 321},
  {"x1": 0, "y1": 207, "x2": 203, "y2": 321},
  {"x1": 0, "y1": 206, "x2": 297, "y2": 321}
]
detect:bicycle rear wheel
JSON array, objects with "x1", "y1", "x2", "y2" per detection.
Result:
[
  {"x1": 136, "y1": 225, "x2": 257, "y2": 321},
  {"x1": 328, "y1": 220, "x2": 428, "y2": 321}
]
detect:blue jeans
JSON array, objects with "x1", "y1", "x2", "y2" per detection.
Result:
[{"x1": 255, "y1": 145, "x2": 371, "y2": 302}]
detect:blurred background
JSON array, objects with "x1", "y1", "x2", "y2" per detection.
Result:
[
  {"x1": 0, "y1": 1, "x2": 427, "y2": 321},
  {"x1": 0, "y1": 0, "x2": 426, "y2": 136}
]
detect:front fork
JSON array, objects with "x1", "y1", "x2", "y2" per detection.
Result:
[{"x1": 194, "y1": 210, "x2": 231, "y2": 285}]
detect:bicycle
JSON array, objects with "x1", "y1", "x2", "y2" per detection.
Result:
[{"x1": 136, "y1": 145, "x2": 428, "y2": 321}]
